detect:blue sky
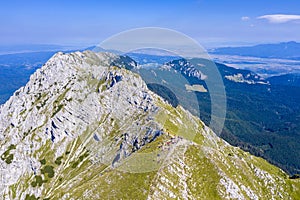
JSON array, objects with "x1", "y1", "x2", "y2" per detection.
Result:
[{"x1": 1, "y1": 0, "x2": 300, "y2": 47}]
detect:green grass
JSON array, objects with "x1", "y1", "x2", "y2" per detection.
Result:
[
  {"x1": 51, "y1": 88, "x2": 70, "y2": 117},
  {"x1": 41, "y1": 165, "x2": 55, "y2": 178},
  {"x1": 25, "y1": 194, "x2": 38, "y2": 200},
  {"x1": 70, "y1": 152, "x2": 89, "y2": 169},
  {"x1": 51, "y1": 104, "x2": 64, "y2": 118},
  {"x1": 96, "y1": 78, "x2": 106, "y2": 92},
  {"x1": 40, "y1": 158, "x2": 46, "y2": 165},
  {"x1": 1, "y1": 144, "x2": 16, "y2": 164},
  {"x1": 54, "y1": 156, "x2": 63, "y2": 165},
  {"x1": 185, "y1": 145, "x2": 222, "y2": 199},
  {"x1": 31, "y1": 175, "x2": 46, "y2": 187},
  {"x1": 20, "y1": 109, "x2": 26, "y2": 115}
]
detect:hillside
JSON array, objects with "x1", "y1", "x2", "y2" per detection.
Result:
[
  {"x1": 131, "y1": 56, "x2": 300, "y2": 175},
  {"x1": 0, "y1": 51, "x2": 299, "y2": 199}
]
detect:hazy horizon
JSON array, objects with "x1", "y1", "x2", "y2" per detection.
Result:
[{"x1": 0, "y1": 40, "x2": 299, "y2": 54}]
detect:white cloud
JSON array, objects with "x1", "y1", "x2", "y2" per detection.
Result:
[
  {"x1": 258, "y1": 14, "x2": 300, "y2": 23},
  {"x1": 241, "y1": 16, "x2": 250, "y2": 21}
]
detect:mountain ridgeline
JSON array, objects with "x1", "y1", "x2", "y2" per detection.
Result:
[
  {"x1": 132, "y1": 55, "x2": 300, "y2": 176},
  {"x1": 211, "y1": 41, "x2": 300, "y2": 60},
  {"x1": 0, "y1": 51, "x2": 299, "y2": 199}
]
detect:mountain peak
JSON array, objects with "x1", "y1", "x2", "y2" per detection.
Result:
[{"x1": 0, "y1": 51, "x2": 299, "y2": 199}]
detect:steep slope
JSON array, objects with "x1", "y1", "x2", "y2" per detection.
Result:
[
  {"x1": 0, "y1": 51, "x2": 299, "y2": 199},
  {"x1": 137, "y1": 57, "x2": 300, "y2": 175}
]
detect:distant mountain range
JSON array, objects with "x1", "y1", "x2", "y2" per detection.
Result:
[
  {"x1": 0, "y1": 44, "x2": 82, "y2": 55},
  {"x1": 211, "y1": 41, "x2": 300, "y2": 60}
]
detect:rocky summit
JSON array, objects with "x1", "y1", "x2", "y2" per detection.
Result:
[{"x1": 0, "y1": 51, "x2": 299, "y2": 199}]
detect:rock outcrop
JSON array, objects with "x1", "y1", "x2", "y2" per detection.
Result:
[{"x1": 0, "y1": 51, "x2": 299, "y2": 199}]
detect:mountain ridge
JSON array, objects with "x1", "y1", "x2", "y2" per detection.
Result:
[
  {"x1": 211, "y1": 41, "x2": 300, "y2": 59},
  {"x1": 0, "y1": 51, "x2": 299, "y2": 199},
  {"x1": 138, "y1": 57, "x2": 300, "y2": 175}
]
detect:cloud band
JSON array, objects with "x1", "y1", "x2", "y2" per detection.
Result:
[{"x1": 258, "y1": 14, "x2": 300, "y2": 23}]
